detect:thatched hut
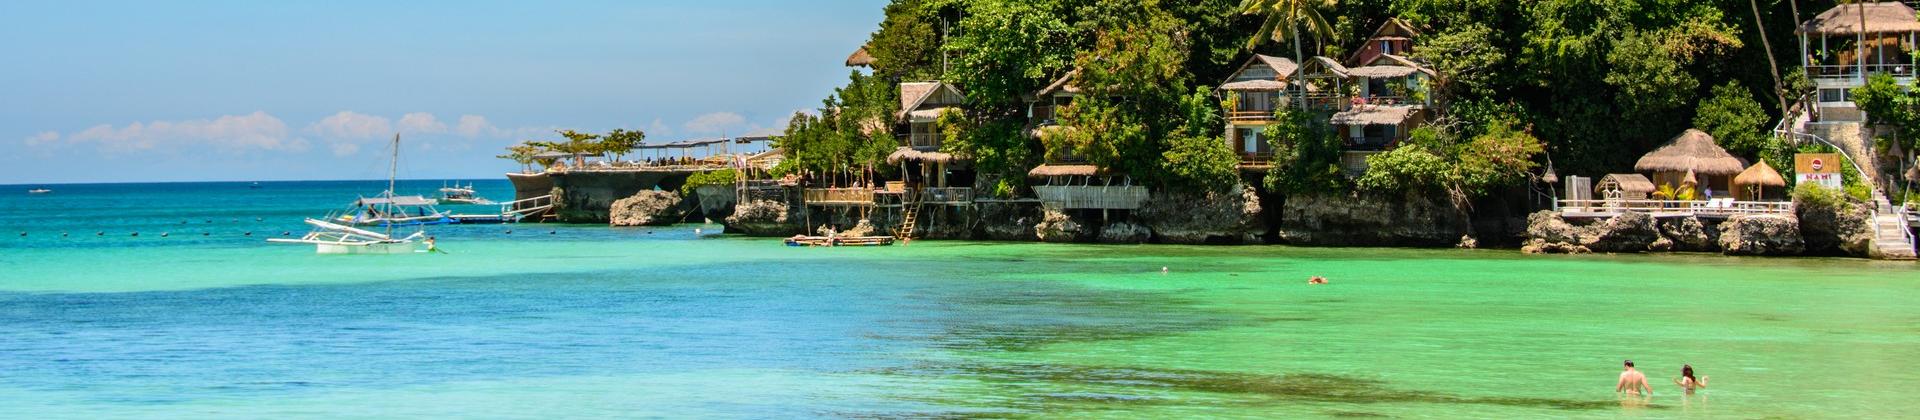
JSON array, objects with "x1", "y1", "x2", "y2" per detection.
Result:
[
  {"x1": 1733, "y1": 160, "x2": 1788, "y2": 201},
  {"x1": 1634, "y1": 129, "x2": 1746, "y2": 198},
  {"x1": 845, "y1": 45, "x2": 874, "y2": 68},
  {"x1": 1595, "y1": 173, "x2": 1656, "y2": 200}
]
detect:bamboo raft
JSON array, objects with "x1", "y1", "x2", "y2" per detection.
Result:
[{"x1": 784, "y1": 235, "x2": 896, "y2": 247}]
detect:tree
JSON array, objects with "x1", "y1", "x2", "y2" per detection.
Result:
[
  {"x1": 944, "y1": 0, "x2": 1078, "y2": 107},
  {"x1": 1050, "y1": 0, "x2": 1196, "y2": 182},
  {"x1": 868, "y1": 0, "x2": 947, "y2": 83},
  {"x1": 1239, "y1": 0, "x2": 1338, "y2": 109},
  {"x1": 537, "y1": 130, "x2": 603, "y2": 168},
  {"x1": 1160, "y1": 87, "x2": 1239, "y2": 192},
  {"x1": 1412, "y1": 24, "x2": 1505, "y2": 108},
  {"x1": 1851, "y1": 73, "x2": 1920, "y2": 152},
  {"x1": 1264, "y1": 108, "x2": 1347, "y2": 194},
  {"x1": 1694, "y1": 81, "x2": 1771, "y2": 158},
  {"x1": 496, "y1": 142, "x2": 543, "y2": 173},
  {"x1": 601, "y1": 128, "x2": 646, "y2": 162}
]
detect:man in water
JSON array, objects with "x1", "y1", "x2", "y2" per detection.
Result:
[
  {"x1": 426, "y1": 236, "x2": 447, "y2": 254},
  {"x1": 1617, "y1": 359, "x2": 1653, "y2": 396}
]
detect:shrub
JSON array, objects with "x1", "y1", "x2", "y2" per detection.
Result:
[{"x1": 681, "y1": 169, "x2": 740, "y2": 194}]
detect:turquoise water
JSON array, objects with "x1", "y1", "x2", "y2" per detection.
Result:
[{"x1": 2, "y1": 181, "x2": 1918, "y2": 418}]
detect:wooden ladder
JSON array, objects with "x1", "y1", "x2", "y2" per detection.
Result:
[{"x1": 897, "y1": 189, "x2": 922, "y2": 240}]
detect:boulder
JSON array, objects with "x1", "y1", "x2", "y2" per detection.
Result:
[
  {"x1": 609, "y1": 190, "x2": 687, "y2": 227},
  {"x1": 1521, "y1": 238, "x2": 1591, "y2": 254},
  {"x1": 1582, "y1": 212, "x2": 1669, "y2": 253},
  {"x1": 1718, "y1": 214, "x2": 1805, "y2": 256},
  {"x1": 842, "y1": 219, "x2": 877, "y2": 237},
  {"x1": 1098, "y1": 221, "x2": 1151, "y2": 244},
  {"x1": 1137, "y1": 185, "x2": 1263, "y2": 244},
  {"x1": 1524, "y1": 211, "x2": 1582, "y2": 245},
  {"x1": 725, "y1": 199, "x2": 794, "y2": 236},
  {"x1": 1797, "y1": 200, "x2": 1874, "y2": 257},
  {"x1": 1034, "y1": 209, "x2": 1084, "y2": 243},
  {"x1": 1657, "y1": 216, "x2": 1718, "y2": 252}
]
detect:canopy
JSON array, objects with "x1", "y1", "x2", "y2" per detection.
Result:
[
  {"x1": 1634, "y1": 129, "x2": 1746, "y2": 176},
  {"x1": 1594, "y1": 174, "x2": 1656, "y2": 195},
  {"x1": 356, "y1": 195, "x2": 437, "y2": 206},
  {"x1": 1734, "y1": 161, "x2": 1787, "y2": 187},
  {"x1": 887, "y1": 147, "x2": 963, "y2": 164},
  {"x1": 1028, "y1": 164, "x2": 1106, "y2": 177}
]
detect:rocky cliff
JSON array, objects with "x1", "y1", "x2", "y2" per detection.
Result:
[
  {"x1": 1275, "y1": 191, "x2": 1469, "y2": 247},
  {"x1": 1136, "y1": 185, "x2": 1263, "y2": 244},
  {"x1": 608, "y1": 190, "x2": 688, "y2": 227}
]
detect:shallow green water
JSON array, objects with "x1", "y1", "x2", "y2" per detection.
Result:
[{"x1": 2, "y1": 182, "x2": 1917, "y2": 418}]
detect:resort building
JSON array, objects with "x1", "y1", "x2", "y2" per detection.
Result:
[
  {"x1": 1023, "y1": 71, "x2": 1150, "y2": 213},
  {"x1": 1797, "y1": 2, "x2": 1919, "y2": 121},
  {"x1": 1219, "y1": 54, "x2": 1298, "y2": 170},
  {"x1": 1346, "y1": 18, "x2": 1420, "y2": 67},
  {"x1": 1634, "y1": 129, "x2": 1745, "y2": 199},
  {"x1": 890, "y1": 81, "x2": 973, "y2": 193}
]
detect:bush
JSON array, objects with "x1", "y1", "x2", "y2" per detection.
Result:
[
  {"x1": 1356, "y1": 145, "x2": 1450, "y2": 192},
  {"x1": 681, "y1": 169, "x2": 739, "y2": 194},
  {"x1": 1793, "y1": 182, "x2": 1853, "y2": 210}
]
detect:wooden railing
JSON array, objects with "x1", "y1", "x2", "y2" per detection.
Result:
[
  {"x1": 1228, "y1": 110, "x2": 1277, "y2": 121},
  {"x1": 804, "y1": 188, "x2": 876, "y2": 205},
  {"x1": 1239, "y1": 152, "x2": 1274, "y2": 167},
  {"x1": 917, "y1": 187, "x2": 974, "y2": 204},
  {"x1": 900, "y1": 133, "x2": 942, "y2": 148},
  {"x1": 1034, "y1": 185, "x2": 1150, "y2": 210},
  {"x1": 1558, "y1": 199, "x2": 1795, "y2": 217},
  {"x1": 1806, "y1": 63, "x2": 1916, "y2": 80}
]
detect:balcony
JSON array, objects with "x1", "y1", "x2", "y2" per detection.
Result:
[
  {"x1": 1807, "y1": 63, "x2": 1916, "y2": 81},
  {"x1": 1228, "y1": 109, "x2": 1277, "y2": 122},
  {"x1": 900, "y1": 133, "x2": 943, "y2": 149},
  {"x1": 803, "y1": 188, "x2": 876, "y2": 206},
  {"x1": 1238, "y1": 152, "x2": 1274, "y2": 169},
  {"x1": 1340, "y1": 151, "x2": 1381, "y2": 177}
]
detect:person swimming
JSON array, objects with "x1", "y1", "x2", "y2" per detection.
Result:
[
  {"x1": 1673, "y1": 364, "x2": 1709, "y2": 394},
  {"x1": 1308, "y1": 276, "x2": 1328, "y2": 285},
  {"x1": 1617, "y1": 359, "x2": 1653, "y2": 396}
]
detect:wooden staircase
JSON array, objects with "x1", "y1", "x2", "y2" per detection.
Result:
[
  {"x1": 1870, "y1": 196, "x2": 1917, "y2": 260},
  {"x1": 897, "y1": 189, "x2": 922, "y2": 240}
]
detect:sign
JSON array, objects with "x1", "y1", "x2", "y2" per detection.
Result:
[{"x1": 1795, "y1": 153, "x2": 1843, "y2": 190}]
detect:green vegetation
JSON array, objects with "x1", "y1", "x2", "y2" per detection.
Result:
[
  {"x1": 681, "y1": 169, "x2": 740, "y2": 194},
  {"x1": 1851, "y1": 73, "x2": 1920, "y2": 152}
]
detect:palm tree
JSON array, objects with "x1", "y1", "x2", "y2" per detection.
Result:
[
  {"x1": 1239, "y1": 0, "x2": 1337, "y2": 110},
  {"x1": 1750, "y1": 0, "x2": 1786, "y2": 113}
]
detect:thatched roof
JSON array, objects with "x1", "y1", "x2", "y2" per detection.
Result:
[
  {"x1": 1681, "y1": 169, "x2": 1699, "y2": 186},
  {"x1": 1634, "y1": 129, "x2": 1747, "y2": 176},
  {"x1": 1255, "y1": 54, "x2": 1299, "y2": 79},
  {"x1": 846, "y1": 45, "x2": 874, "y2": 67},
  {"x1": 1735, "y1": 161, "x2": 1787, "y2": 187},
  {"x1": 1221, "y1": 79, "x2": 1289, "y2": 91},
  {"x1": 1028, "y1": 164, "x2": 1107, "y2": 177},
  {"x1": 1330, "y1": 105, "x2": 1417, "y2": 126},
  {"x1": 887, "y1": 147, "x2": 965, "y2": 164},
  {"x1": 1302, "y1": 56, "x2": 1350, "y2": 78},
  {"x1": 898, "y1": 82, "x2": 966, "y2": 121},
  {"x1": 1033, "y1": 70, "x2": 1080, "y2": 99},
  {"x1": 1595, "y1": 173, "x2": 1656, "y2": 194},
  {"x1": 1347, "y1": 65, "x2": 1422, "y2": 78},
  {"x1": 907, "y1": 107, "x2": 960, "y2": 122},
  {"x1": 1800, "y1": 2, "x2": 1920, "y2": 35}
]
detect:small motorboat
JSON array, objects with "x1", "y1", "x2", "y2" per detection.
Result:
[
  {"x1": 438, "y1": 183, "x2": 495, "y2": 205},
  {"x1": 784, "y1": 235, "x2": 895, "y2": 247},
  {"x1": 27, "y1": 189, "x2": 51, "y2": 194}
]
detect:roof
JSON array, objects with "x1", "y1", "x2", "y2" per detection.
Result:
[
  {"x1": 1032, "y1": 70, "x2": 1081, "y2": 99},
  {"x1": 846, "y1": 45, "x2": 874, "y2": 67},
  {"x1": 357, "y1": 195, "x2": 438, "y2": 206},
  {"x1": 898, "y1": 82, "x2": 966, "y2": 120},
  {"x1": 1220, "y1": 79, "x2": 1289, "y2": 91},
  {"x1": 1595, "y1": 174, "x2": 1656, "y2": 194},
  {"x1": 1634, "y1": 129, "x2": 1747, "y2": 176},
  {"x1": 1360, "y1": 54, "x2": 1438, "y2": 77},
  {"x1": 637, "y1": 138, "x2": 728, "y2": 149},
  {"x1": 1347, "y1": 65, "x2": 1422, "y2": 78},
  {"x1": 1800, "y1": 3, "x2": 1920, "y2": 35},
  {"x1": 907, "y1": 107, "x2": 960, "y2": 122},
  {"x1": 887, "y1": 147, "x2": 965, "y2": 164},
  {"x1": 532, "y1": 151, "x2": 603, "y2": 159},
  {"x1": 1220, "y1": 54, "x2": 1299, "y2": 86},
  {"x1": 1330, "y1": 105, "x2": 1418, "y2": 126},
  {"x1": 734, "y1": 135, "x2": 775, "y2": 144},
  {"x1": 1302, "y1": 56, "x2": 1350, "y2": 78},
  {"x1": 1734, "y1": 161, "x2": 1787, "y2": 187},
  {"x1": 1028, "y1": 164, "x2": 1107, "y2": 177}
]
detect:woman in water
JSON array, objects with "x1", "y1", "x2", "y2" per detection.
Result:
[{"x1": 1673, "y1": 364, "x2": 1709, "y2": 394}]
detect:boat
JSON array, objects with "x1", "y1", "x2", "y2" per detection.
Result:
[
  {"x1": 27, "y1": 189, "x2": 51, "y2": 194},
  {"x1": 249, "y1": 182, "x2": 262, "y2": 189},
  {"x1": 334, "y1": 194, "x2": 454, "y2": 227},
  {"x1": 784, "y1": 235, "x2": 896, "y2": 247},
  {"x1": 438, "y1": 183, "x2": 495, "y2": 205},
  {"x1": 273, "y1": 133, "x2": 431, "y2": 254}
]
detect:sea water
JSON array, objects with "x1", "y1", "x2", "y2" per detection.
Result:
[{"x1": 0, "y1": 180, "x2": 1917, "y2": 418}]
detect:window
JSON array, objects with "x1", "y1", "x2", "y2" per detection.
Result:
[
  {"x1": 1819, "y1": 88, "x2": 1852, "y2": 103},
  {"x1": 1380, "y1": 40, "x2": 1392, "y2": 54},
  {"x1": 1241, "y1": 92, "x2": 1273, "y2": 113},
  {"x1": 1240, "y1": 128, "x2": 1263, "y2": 154}
]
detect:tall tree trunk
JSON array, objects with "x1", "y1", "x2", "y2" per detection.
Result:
[
  {"x1": 1751, "y1": 0, "x2": 1787, "y2": 113},
  {"x1": 1292, "y1": 21, "x2": 1309, "y2": 110},
  {"x1": 1858, "y1": 1, "x2": 1869, "y2": 82}
]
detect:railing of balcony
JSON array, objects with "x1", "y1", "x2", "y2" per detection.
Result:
[
  {"x1": 917, "y1": 187, "x2": 974, "y2": 204},
  {"x1": 900, "y1": 133, "x2": 942, "y2": 148},
  {"x1": 1806, "y1": 63, "x2": 1917, "y2": 80},
  {"x1": 803, "y1": 188, "x2": 875, "y2": 205},
  {"x1": 1239, "y1": 152, "x2": 1274, "y2": 167},
  {"x1": 1339, "y1": 151, "x2": 1381, "y2": 176},
  {"x1": 1034, "y1": 185, "x2": 1150, "y2": 210}
]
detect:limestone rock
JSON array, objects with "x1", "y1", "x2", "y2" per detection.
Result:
[
  {"x1": 725, "y1": 199, "x2": 793, "y2": 236},
  {"x1": 1582, "y1": 212, "x2": 1667, "y2": 253},
  {"x1": 1657, "y1": 216, "x2": 1717, "y2": 252},
  {"x1": 1276, "y1": 191, "x2": 1468, "y2": 246},
  {"x1": 609, "y1": 190, "x2": 687, "y2": 227},
  {"x1": 1797, "y1": 200, "x2": 1874, "y2": 257},
  {"x1": 1138, "y1": 185, "x2": 1263, "y2": 244},
  {"x1": 978, "y1": 202, "x2": 1039, "y2": 241},
  {"x1": 842, "y1": 219, "x2": 877, "y2": 237},
  {"x1": 1034, "y1": 209, "x2": 1083, "y2": 243},
  {"x1": 1524, "y1": 211, "x2": 1582, "y2": 245},
  {"x1": 1521, "y1": 239, "x2": 1591, "y2": 254},
  {"x1": 1718, "y1": 214, "x2": 1805, "y2": 256},
  {"x1": 1098, "y1": 221, "x2": 1151, "y2": 244}
]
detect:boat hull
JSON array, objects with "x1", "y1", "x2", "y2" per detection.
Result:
[{"x1": 317, "y1": 241, "x2": 421, "y2": 255}]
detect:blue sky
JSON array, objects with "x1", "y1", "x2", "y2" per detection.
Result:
[{"x1": 0, "y1": 1, "x2": 886, "y2": 184}]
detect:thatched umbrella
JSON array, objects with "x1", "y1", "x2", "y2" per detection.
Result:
[
  {"x1": 1634, "y1": 129, "x2": 1747, "y2": 176},
  {"x1": 1734, "y1": 160, "x2": 1788, "y2": 201}
]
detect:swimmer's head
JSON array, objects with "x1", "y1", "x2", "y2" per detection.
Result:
[{"x1": 1624, "y1": 360, "x2": 1635, "y2": 368}]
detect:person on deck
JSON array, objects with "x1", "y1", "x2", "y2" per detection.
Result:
[{"x1": 1617, "y1": 360, "x2": 1653, "y2": 396}]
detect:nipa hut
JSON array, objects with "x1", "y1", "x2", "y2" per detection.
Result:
[
  {"x1": 1634, "y1": 129, "x2": 1746, "y2": 199},
  {"x1": 1733, "y1": 160, "x2": 1788, "y2": 201},
  {"x1": 1595, "y1": 173, "x2": 1656, "y2": 200}
]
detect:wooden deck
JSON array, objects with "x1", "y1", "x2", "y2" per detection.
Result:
[
  {"x1": 1034, "y1": 185, "x2": 1150, "y2": 210},
  {"x1": 1558, "y1": 199, "x2": 1794, "y2": 219}
]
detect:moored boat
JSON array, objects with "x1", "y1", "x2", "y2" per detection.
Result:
[
  {"x1": 27, "y1": 188, "x2": 52, "y2": 194},
  {"x1": 784, "y1": 235, "x2": 896, "y2": 247}
]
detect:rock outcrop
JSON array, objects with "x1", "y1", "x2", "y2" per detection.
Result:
[
  {"x1": 1522, "y1": 211, "x2": 1683, "y2": 254},
  {"x1": 1098, "y1": 221, "x2": 1151, "y2": 244},
  {"x1": 1275, "y1": 191, "x2": 1469, "y2": 247},
  {"x1": 609, "y1": 190, "x2": 687, "y2": 227},
  {"x1": 725, "y1": 199, "x2": 794, "y2": 236},
  {"x1": 1797, "y1": 200, "x2": 1874, "y2": 257},
  {"x1": 1137, "y1": 185, "x2": 1263, "y2": 244},
  {"x1": 1657, "y1": 216, "x2": 1717, "y2": 252},
  {"x1": 1034, "y1": 209, "x2": 1085, "y2": 243},
  {"x1": 690, "y1": 185, "x2": 737, "y2": 223},
  {"x1": 977, "y1": 202, "x2": 1039, "y2": 241},
  {"x1": 1718, "y1": 214, "x2": 1805, "y2": 256}
]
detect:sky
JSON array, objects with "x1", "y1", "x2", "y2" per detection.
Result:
[{"x1": 0, "y1": 0, "x2": 887, "y2": 184}]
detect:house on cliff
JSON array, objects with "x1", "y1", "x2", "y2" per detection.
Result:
[
  {"x1": 1022, "y1": 71, "x2": 1150, "y2": 213},
  {"x1": 887, "y1": 81, "x2": 974, "y2": 204}
]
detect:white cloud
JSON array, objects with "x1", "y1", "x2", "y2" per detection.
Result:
[
  {"x1": 646, "y1": 118, "x2": 673, "y2": 137},
  {"x1": 683, "y1": 112, "x2": 746, "y2": 135},
  {"x1": 307, "y1": 111, "x2": 393, "y2": 140},
  {"x1": 455, "y1": 115, "x2": 500, "y2": 138},
  {"x1": 331, "y1": 142, "x2": 361, "y2": 157},
  {"x1": 24, "y1": 131, "x2": 59, "y2": 146},
  {"x1": 58, "y1": 111, "x2": 296, "y2": 153},
  {"x1": 397, "y1": 112, "x2": 448, "y2": 135}
]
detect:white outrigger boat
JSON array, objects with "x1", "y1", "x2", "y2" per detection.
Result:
[
  {"x1": 437, "y1": 183, "x2": 494, "y2": 205},
  {"x1": 27, "y1": 188, "x2": 51, "y2": 194},
  {"x1": 273, "y1": 134, "x2": 432, "y2": 254},
  {"x1": 269, "y1": 218, "x2": 424, "y2": 254}
]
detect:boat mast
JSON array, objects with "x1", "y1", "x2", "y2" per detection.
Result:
[{"x1": 387, "y1": 133, "x2": 400, "y2": 236}]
